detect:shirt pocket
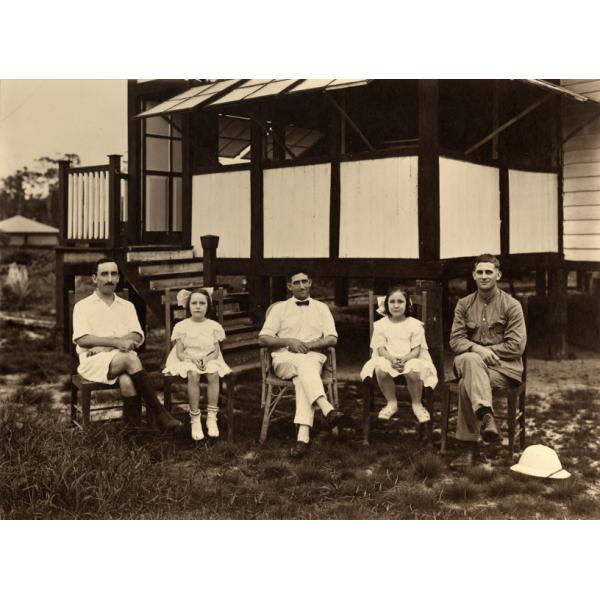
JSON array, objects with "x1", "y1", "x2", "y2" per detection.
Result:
[{"x1": 491, "y1": 316, "x2": 507, "y2": 334}]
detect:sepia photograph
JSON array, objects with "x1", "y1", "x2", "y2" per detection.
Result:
[{"x1": 1, "y1": 3, "x2": 598, "y2": 598}]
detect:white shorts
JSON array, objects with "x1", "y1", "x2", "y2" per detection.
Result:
[{"x1": 77, "y1": 349, "x2": 136, "y2": 385}]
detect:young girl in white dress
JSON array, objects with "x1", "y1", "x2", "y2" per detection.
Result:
[
  {"x1": 360, "y1": 286, "x2": 438, "y2": 424},
  {"x1": 163, "y1": 288, "x2": 232, "y2": 441}
]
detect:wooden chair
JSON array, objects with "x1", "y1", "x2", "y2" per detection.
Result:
[
  {"x1": 162, "y1": 287, "x2": 237, "y2": 443},
  {"x1": 259, "y1": 301, "x2": 339, "y2": 444},
  {"x1": 69, "y1": 289, "x2": 140, "y2": 428},
  {"x1": 362, "y1": 290, "x2": 434, "y2": 444},
  {"x1": 440, "y1": 296, "x2": 528, "y2": 462}
]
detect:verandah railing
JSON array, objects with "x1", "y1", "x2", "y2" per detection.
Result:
[{"x1": 58, "y1": 154, "x2": 127, "y2": 247}]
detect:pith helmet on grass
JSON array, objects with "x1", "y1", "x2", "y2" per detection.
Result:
[{"x1": 510, "y1": 444, "x2": 570, "y2": 479}]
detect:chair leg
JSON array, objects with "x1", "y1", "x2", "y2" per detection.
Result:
[
  {"x1": 519, "y1": 391, "x2": 526, "y2": 450},
  {"x1": 362, "y1": 378, "x2": 373, "y2": 445},
  {"x1": 507, "y1": 392, "x2": 518, "y2": 463},
  {"x1": 440, "y1": 386, "x2": 451, "y2": 455},
  {"x1": 259, "y1": 385, "x2": 273, "y2": 444},
  {"x1": 424, "y1": 387, "x2": 434, "y2": 436},
  {"x1": 81, "y1": 388, "x2": 91, "y2": 429},
  {"x1": 70, "y1": 384, "x2": 78, "y2": 426},
  {"x1": 225, "y1": 373, "x2": 235, "y2": 444},
  {"x1": 163, "y1": 378, "x2": 172, "y2": 412}
]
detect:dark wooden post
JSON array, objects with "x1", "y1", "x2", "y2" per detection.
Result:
[
  {"x1": 55, "y1": 253, "x2": 75, "y2": 353},
  {"x1": 328, "y1": 94, "x2": 348, "y2": 307},
  {"x1": 547, "y1": 267, "x2": 568, "y2": 359},
  {"x1": 418, "y1": 80, "x2": 440, "y2": 262},
  {"x1": 416, "y1": 279, "x2": 445, "y2": 389},
  {"x1": 248, "y1": 112, "x2": 269, "y2": 319},
  {"x1": 536, "y1": 268, "x2": 547, "y2": 296},
  {"x1": 108, "y1": 154, "x2": 122, "y2": 248},
  {"x1": 334, "y1": 278, "x2": 349, "y2": 307},
  {"x1": 270, "y1": 276, "x2": 287, "y2": 303},
  {"x1": 58, "y1": 159, "x2": 70, "y2": 246},
  {"x1": 201, "y1": 235, "x2": 219, "y2": 287},
  {"x1": 127, "y1": 80, "x2": 141, "y2": 245},
  {"x1": 499, "y1": 167, "x2": 510, "y2": 259},
  {"x1": 576, "y1": 271, "x2": 586, "y2": 292}
]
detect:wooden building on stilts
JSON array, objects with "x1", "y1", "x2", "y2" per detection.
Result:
[{"x1": 55, "y1": 79, "x2": 600, "y2": 373}]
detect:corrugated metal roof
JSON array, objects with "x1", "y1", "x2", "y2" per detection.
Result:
[{"x1": 0, "y1": 215, "x2": 59, "y2": 234}]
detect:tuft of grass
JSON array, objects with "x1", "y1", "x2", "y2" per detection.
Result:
[
  {"x1": 410, "y1": 451, "x2": 445, "y2": 482},
  {"x1": 466, "y1": 465, "x2": 496, "y2": 484},
  {"x1": 294, "y1": 464, "x2": 328, "y2": 484},
  {"x1": 569, "y1": 495, "x2": 600, "y2": 518},
  {"x1": 545, "y1": 477, "x2": 586, "y2": 501},
  {"x1": 441, "y1": 479, "x2": 482, "y2": 502},
  {"x1": 262, "y1": 460, "x2": 292, "y2": 480}
]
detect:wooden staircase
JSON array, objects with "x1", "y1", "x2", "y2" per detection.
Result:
[{"x1": 117, "y1": 247, "x2": 260, "y2": 369}]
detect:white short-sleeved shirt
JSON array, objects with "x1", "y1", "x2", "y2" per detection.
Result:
[
  {"x1": 72, "y1": 292, "x2": 144, "y2": 356},
  {"x1": 259, "y1": 297, "x2": 337, "y2": 349},
  {"x1": 171, "y1": 318, "x2": 226, "y2": 356},
  {"x1": 370, "y1": 316, "x2": 428, "y2": 358}
]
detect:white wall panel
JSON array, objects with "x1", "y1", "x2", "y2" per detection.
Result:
[
  {"x1": 439, "y1": 158, "x2": 500, "y2": 259},
  {"x1": 509, "y1": 170, "x2": 558, "y2": 254},
  {"x1": 339, "y1": 156, "x2": 419, "y2": 258},
  {"x1": 191, "y1": 171, "x2": 251, "y2": 258},
  {"x1": 564, "y1": 248, "x2": 600, "y2": 261},
  {"x1": 263, "y1": 163, "x2": 330, "y2": 258}
]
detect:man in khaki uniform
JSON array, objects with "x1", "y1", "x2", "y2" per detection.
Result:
[{"x1": 449, "y1": 253, "x2": 527, "y2": 466}]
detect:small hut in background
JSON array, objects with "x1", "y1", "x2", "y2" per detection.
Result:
[{"x1": 0, "y1": 215, "x2": 59, "y2": 247}]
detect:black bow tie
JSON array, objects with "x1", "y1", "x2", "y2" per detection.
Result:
[{"x1": 296, "y1": 300, "x2": 309, "y2": 306}]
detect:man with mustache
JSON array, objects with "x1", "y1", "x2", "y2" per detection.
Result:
[{"x1": 72, "y1": 258, "x2": 182, "y2": 433}]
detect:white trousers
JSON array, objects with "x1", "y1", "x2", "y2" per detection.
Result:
[{"x1": 271, "y1": 350, "x2": 327, "y2": 427}]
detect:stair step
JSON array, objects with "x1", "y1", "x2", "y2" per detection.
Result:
[
  {"x1": 222, "y1": 338, "x2": 260, "y2": 352},
  {"x1": 224, "y1": 323, "x2": 258, "y2": 336},
  {"x1": 225, "y1": 329, "x2": 259, "y2": 343},
  {"x1": 149, "y1": 276, "x2": 206, "y2": 291},
  {"x1": 222, "y1": 310, "x2": 253, "y2": 321},
  {"x1": 138, "y1": 261, "x2": 203, "y2": 277},
  {"x1": 127, "y1": 249, "x2": 195, "y2": 262}
]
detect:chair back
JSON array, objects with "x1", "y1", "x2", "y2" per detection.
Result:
[
  {"x1": 69, "y1": 289, "x2": 129, "y2": 374},
  {"x1": 367, "y1": 290, "x2": 428, "y2": 352},
  {"x1": 520, "y1": 295, "x2": 529, "y2": 384},
  {"x1": 162, "y1": 287, "x2": 226, "y2": 360}
]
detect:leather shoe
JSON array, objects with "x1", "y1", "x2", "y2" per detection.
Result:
[
  {"x1": 289, "y1": 441, "x2": 309, "y2": 458},
  {"x1": 449, "y1": 450, "x2": 475, "y2": 469},
  {"x1": 324, "y1": 409, "x2": 343, "y2": 430},
  {"x1": 480, "y1": 413, "x2": 502, "y2": 444},
  {"x1": 156, "y1": 411, "x2": 184, "y2": 433}
]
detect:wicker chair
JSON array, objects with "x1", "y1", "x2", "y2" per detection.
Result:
[{"x1": 259, "y1": 301, "x2": 339, "y2": 444}]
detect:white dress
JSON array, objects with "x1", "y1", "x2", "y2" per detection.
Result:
[
  {"x1": 360, "y1": 316, "x2": 438, "y2": 389},
  {"x1": 163, "y1": 318, "x2": 232, "y2": 378}
]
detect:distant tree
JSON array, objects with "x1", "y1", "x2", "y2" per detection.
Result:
[{"x1": 0, "y1": 154, "x2": 80, "y2": 225}]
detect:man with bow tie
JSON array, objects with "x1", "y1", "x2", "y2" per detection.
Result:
[{"x1": 258, "y1": 270, "x2": 343, "y2": 457}]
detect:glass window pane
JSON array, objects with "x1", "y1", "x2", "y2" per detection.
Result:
[
  {"x1": 145, "y1": 175, "x2": 169, "y2": 231},
  {"x1": 146, "y1": 137, "x2": 170, "y2": 171},
  {"x1": 172, "y1": 177, "x2": 182, "y2": 232},
  {"x1": 146, "y1": 115, "x2": 170, "y2": 136},
  {"x1": 172, "y1": 139, "x2": 182, "y2": 172}
]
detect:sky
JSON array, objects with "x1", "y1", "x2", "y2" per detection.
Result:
[{"x1": 0, "y1": 80, "x2": 127, "y2": 178}]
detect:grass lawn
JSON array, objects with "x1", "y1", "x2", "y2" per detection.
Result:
[{"x1": 1, "y1": 318, "x2": 599, "y2": 519}]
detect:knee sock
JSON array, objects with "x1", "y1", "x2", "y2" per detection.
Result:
[
  {"x1": 315, "y1": 396, "x2": 334, "y2": 416},
  {"x1": 130, "y1": 370, "x2": 165, "y2": 416},
  {"x1": 297, "y1": 424, "x2": 310, "y2": 444},
  {"x1": 122, "y1": 394, "x2": 142, "y2": 427}
]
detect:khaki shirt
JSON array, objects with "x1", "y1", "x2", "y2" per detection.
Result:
[{"x1": 449, "y1": 289, "x2": 526, "y2": 382}]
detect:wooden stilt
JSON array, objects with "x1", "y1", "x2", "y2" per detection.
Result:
[
  {"x1": 536, "y1": 269, "x2": 547, "y2": 296},
  {"x1": 334, "y1": 278, "x2": 349, "y2": 307},
  {"x1": 547, "y1": 268, "x2": 568, "y2": 359}
]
